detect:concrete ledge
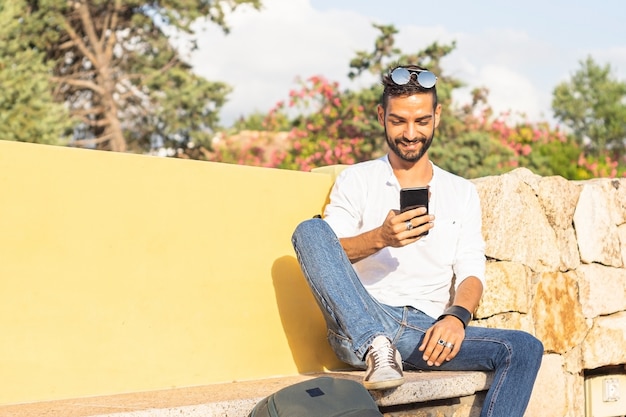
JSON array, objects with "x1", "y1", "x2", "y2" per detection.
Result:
[{"x1": 0, "y1": 371, "x2": 492, "y2": 417}]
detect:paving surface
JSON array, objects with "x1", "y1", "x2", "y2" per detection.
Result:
[{"x1": 0, "y1": 371, "x2": 492, "y2": 417}]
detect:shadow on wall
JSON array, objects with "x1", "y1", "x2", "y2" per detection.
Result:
[{"x1": 271, "y1": 255, "x2": 348, "y2": 373}]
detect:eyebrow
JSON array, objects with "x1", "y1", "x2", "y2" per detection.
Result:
[{"x1": 387, "y1": 113, "x2": 433, "y2": 122}]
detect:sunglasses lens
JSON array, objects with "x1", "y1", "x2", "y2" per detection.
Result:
[
  {"x1": 417, "y1": 71, "x2": 437, "y2": 88},
  {"x1": 390, "y1": 67, "x2": 411, "y2": 85},
  {"x1": 390, "y1": 68, "x2": 437, "y2": 88}
]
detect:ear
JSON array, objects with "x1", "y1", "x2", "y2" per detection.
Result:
[
  {"x1": 377, "y1": 104, "x2": 385, "y2": 127},
  {"x1": 433, "y1": 104, "x2": 442, "y2": 129}
]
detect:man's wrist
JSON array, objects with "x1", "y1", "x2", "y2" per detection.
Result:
[{"x1": 437, "y1": 305, "x2": 473, "y2": 328}]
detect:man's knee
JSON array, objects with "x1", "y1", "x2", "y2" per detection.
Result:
[
  {"x1": 511, "y1": 331, "x2": 544, "y2": 368},
  {"x1": 526, "y1": 333, "x2": 544, "y2": 363},
  {"x1": 292, "y1": 217, "x2": 333, "y2": 243}
]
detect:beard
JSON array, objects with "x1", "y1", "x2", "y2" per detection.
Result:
[{"x1": 385, "y1": 125, "x2": 434, "y2": 163}]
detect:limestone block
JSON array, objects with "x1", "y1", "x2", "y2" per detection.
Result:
[
  {"x1": 554, "y1": 227, "x2": 582, "y2": 272},
  {"x1": 526, "y1": 353, "x2": 586, "y2": 417},
  {"x1": 576, "y1": 263, "x2": 626, "y2": 318},
  {"x1": 537, "y1": 176, "x2": 580, "y2": 229},
  {"x1": 563, "y1": 344, "x2": 583, "y2": 374},
  {"x1": 619, "y1": 224, "x2": 626, "y2": 267},
  {"x1": 532, "y1": 271, "x2": 589, "y2": 354},
  {"x1": 526, "y1": 354, "x2": 568, "y2": 417},
  {"x1": 473, "y1": 172, "x2": 560, "y2": 272},
  {"x1": 573, "y1": 181, "x2": 623, "y2": 267},
  {"x1": 475, "y1": 261, "x2": 530, "y2": 318},
  {"x1": 509, "y1": 167, "x2": 542, "y2": 191},
  {"x1": 536, "y1": 175, "x2": 581, "y2": 271},
  {"x1": 566, "y1": 372, "x2": 586, "y2": 417},
  {"x1": 604, "y1": 177, "x2": 626, "y2": 225},
  {"x1": 471, "y1": 312, "x2": 534, "y2": 334},
  {"x1": 582, "y1": 311, "x2": 626, "y2": 369}
]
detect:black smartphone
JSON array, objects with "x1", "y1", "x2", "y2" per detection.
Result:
[{"x1": 400, "y1": 187, "x2": 429, "y2": 235}]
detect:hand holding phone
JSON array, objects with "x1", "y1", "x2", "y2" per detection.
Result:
[{"x1": 400, "y1": 186, "x2": 430, "y2": 236}]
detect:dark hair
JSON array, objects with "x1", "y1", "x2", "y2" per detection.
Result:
[{"x1": 381, "y1": 65, "x2": 438, "y2": 111}]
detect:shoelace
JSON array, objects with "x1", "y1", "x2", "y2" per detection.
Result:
[{"x1": 370, "y1": 344, "x2": 395, "y2": 368}]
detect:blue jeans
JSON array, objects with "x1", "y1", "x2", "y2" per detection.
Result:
[{"x1": 291, "y1": 218, "x2": 543, "y2": 417}]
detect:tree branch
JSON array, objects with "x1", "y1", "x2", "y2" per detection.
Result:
[
  {"x1": 104, "y1": 0, "x2": 122, "y2": 63},
  {"x1": 72, "y1": 106, "x2": 106, "y2": 117},
  {"x1": 78, "y1": 1, "x2": 103, "y2": 59},
  {"x1": 73, "y1": 114, "x2": 110, "y2": 128},
  {"x1": 59, "y1": 14, "x2": 98, "y2": 65},
  {"x1": 72, "y1": 133, "x2": 112, "y2": 147},
  {"x1": 51, "y1": 76, "x2": 106, "y2": 95}
]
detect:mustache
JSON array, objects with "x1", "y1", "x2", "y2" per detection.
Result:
[{"x1": 396, "y1": 137, "x2": 426, "y2": 143}]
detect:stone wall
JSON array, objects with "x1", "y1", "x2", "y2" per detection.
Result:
[{"x1": 470, "y1": 168, "x2": 626, "y2": 417}]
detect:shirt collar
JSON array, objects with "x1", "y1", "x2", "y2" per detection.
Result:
[{"x1": 383, "y1": 154, "x2": 437, "y2": 188}]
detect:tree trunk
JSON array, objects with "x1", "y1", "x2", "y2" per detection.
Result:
[{"x1": 58, "y1": 0, "x2": 128, "y2": 152}]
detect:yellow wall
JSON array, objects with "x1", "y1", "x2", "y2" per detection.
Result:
[{"x1": 0, "y1": 140, "x2": 344, "y2": 405}]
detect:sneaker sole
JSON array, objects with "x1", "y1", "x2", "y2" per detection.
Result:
[{"x1": 363, "y1": 376, "x2": 405, "y2": 390}]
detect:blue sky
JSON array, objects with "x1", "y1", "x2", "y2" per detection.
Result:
[{"x1": 188, "y1": 0, "x2": 626, "y2": 127}]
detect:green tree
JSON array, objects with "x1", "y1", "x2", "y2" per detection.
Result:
[
  {"x1": 223, "y1": 24, "x2": 623, "y2": 179},
  {"x1": 345, "y1": 24, "x2": 514, "y2": 178},
  {"x1": 265, "y1": 24, "x2": 470, "y2": 168},
  {"x1": 21, "y1": 0, "x2": 260, "y2": 152},
  {"x1": 0, "y1": 0, "x2": 72, "y2": 145},
  {"x1": 224, "y1": 24, "x2": 512, "y2": 175},
  {"x1": 552, "y1": 56, "x2": 626, "y2": 160}
]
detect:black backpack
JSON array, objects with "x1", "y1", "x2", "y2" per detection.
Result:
[{"x1": 248, "y1": 376, "x2": 384, "y2": 417}]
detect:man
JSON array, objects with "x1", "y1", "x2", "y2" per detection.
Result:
[{"x1": 291, "y1": 65, "x2": 543, "y2": 417}]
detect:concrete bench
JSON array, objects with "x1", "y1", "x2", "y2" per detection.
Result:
[
  {"x1": 0, "y1": 143, "x2": 493, "y2": 417},
  {"x1": 0, "y1": 371, "x2": 492, "y2": 417}
]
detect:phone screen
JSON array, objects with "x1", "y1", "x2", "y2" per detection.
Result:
[
  {"x1": 400, "y1": 187, "x2": 429, "y2": 213},
  {"x1": 400, "y1": 187, "x2": 430, "y2": 236}
]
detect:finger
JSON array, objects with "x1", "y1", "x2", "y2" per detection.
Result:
[
  {"x1": 433, "y1": 339, "x2": 458, "y2": 366},
  {"x1": 396, "y1": 207, "x2": 428, "y2": 223},
  {"x1": 428, "y1": 338, "x2": 452, "y2": 366},
  {"x1": 414, "y1": 221, "x2": 434, "y2": 236},
  {"x1": 422, "y1": 334, "x2": 447, "y2": 365},
  {"x1": 445, "y1": 340, "x2": 462, "y2": 361},
  {"x1": 419, "y1": 326, "x2": 435, "y2": 351},
  {"x1": 402, "y1": 223, "x2": 433, "y2": 243}
]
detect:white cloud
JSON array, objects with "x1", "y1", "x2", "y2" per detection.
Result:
[
  {"x1": 186, "y1": 0, "x2": 625, "y2": 127},
  {"x1": 189, "y1": 0, "x2": 375, "y2": 123},
  {"x1": 480, "y1": 66, "x2": 548, "y2": 118}
]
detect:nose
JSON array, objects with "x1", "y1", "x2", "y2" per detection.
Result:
[{"x1": 403, "y1": 123, "x2": 419, "y2": 140}]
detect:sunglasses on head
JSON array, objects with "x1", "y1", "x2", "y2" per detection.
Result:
[{"x1": 389, "y1": 67, "x2": 437, "y2": 89}]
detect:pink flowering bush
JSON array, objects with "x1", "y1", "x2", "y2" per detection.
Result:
[
  {"x1": 266, "y1": 76, "x2": 381, "y2": 171},
  {"x1": 210, "y1": 130, "x2": 289, "y2": 168},
  {"x1": 214, "y1": 75, "x2": 624, "y2": 179},
  {"x1": 211, "y1": 76, "x2": 379, "y2": 170},
  {"x1": 485, "y1": 112, "x2": 625, "y2": 179}
]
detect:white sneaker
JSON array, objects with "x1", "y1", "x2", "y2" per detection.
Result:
[{"x1": 363, "y1": 336, "x2": 404, "y2": 390}]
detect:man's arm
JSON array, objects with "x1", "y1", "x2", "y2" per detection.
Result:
[
  {"x1": 449, "y1": 276, "x2": 483, "y2": 318},
  {"x1": 419, "y1": 276, "x2": 483, "y2": 366},
  {"x1": 339, "y1": 208, "x2": 434, "y2": 263}
]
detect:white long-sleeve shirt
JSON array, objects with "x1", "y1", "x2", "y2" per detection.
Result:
[{"x1": 323, "y1": 155, "x2": 486, "y2": 319}]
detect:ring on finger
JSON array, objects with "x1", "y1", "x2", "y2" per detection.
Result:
[
  {"x1": 406, "y1": 220, "x2": 413, "y2": 231},
  {"x1": 438, "y1": 339, "x2": 454, "y2": 349}
]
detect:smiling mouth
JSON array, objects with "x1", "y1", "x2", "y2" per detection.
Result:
[{"x1": 399, "y1": 139, "x2": 423, "y2": 149}]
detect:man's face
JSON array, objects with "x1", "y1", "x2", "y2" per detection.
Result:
[{"x1": 377, "y1": 93, "x2": 441, "y2": 164}]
